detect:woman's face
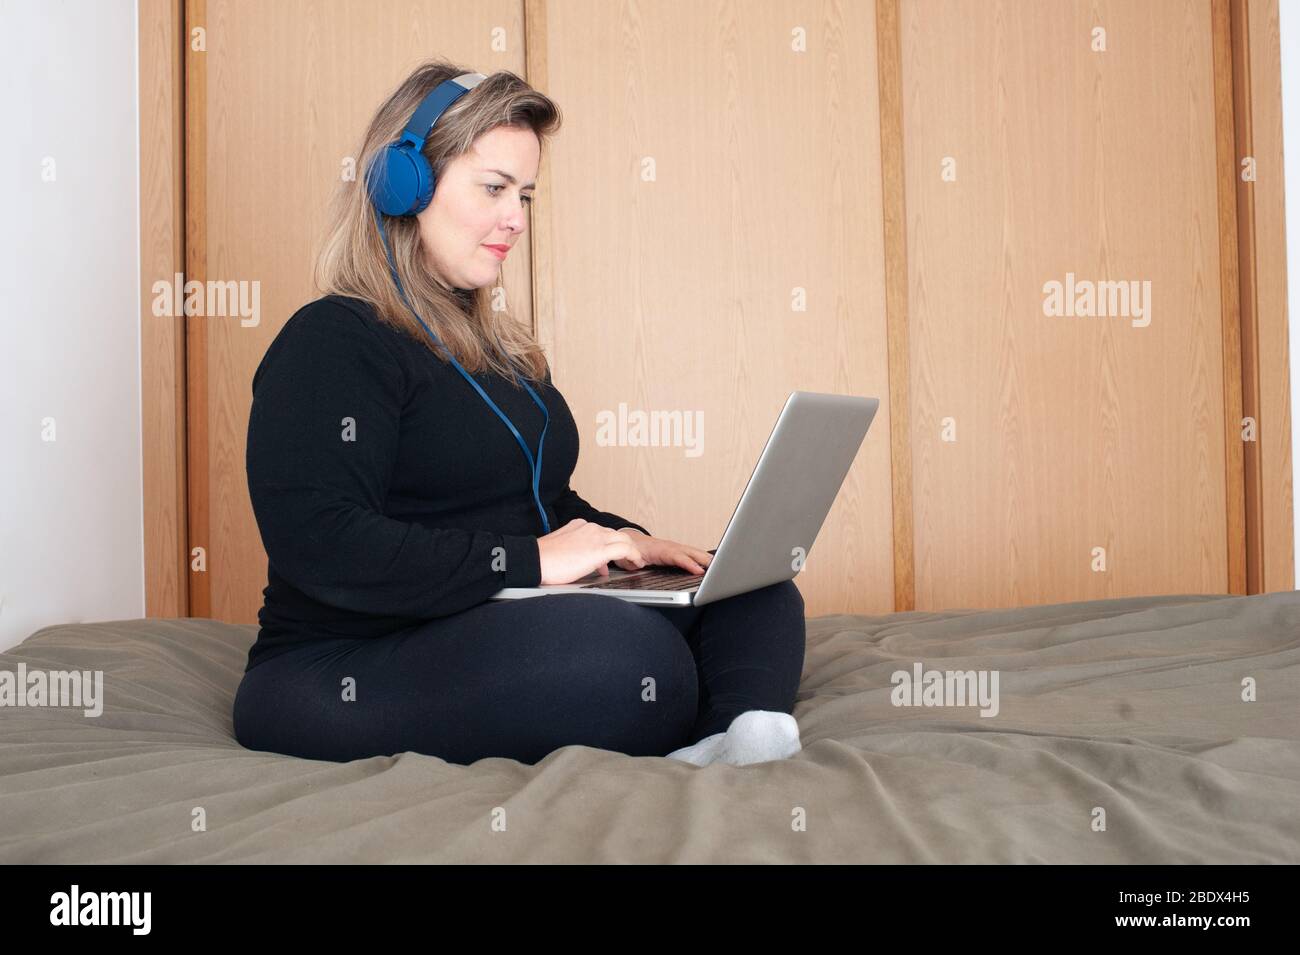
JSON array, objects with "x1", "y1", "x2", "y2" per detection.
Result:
[{"x1": 416, "y1": 125, "x2": 539, "y2": 291}]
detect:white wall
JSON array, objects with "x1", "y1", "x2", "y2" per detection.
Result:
[
  {"x1": 0, "y1": 0, "x2": 143, "y2": 651},
  {"x1": 1282, "y1": 1, "x2": 1300, "y2": 589}
]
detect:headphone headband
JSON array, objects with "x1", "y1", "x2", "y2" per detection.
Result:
[{"x1": 401, "y1": 71, "x2": 486, "y2": 151}]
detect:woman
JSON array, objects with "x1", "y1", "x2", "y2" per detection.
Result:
[{"x1": 232, "y1": 60, "x2": 807, "y2": 768}]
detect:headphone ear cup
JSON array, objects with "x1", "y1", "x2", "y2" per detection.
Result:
[
  {"x1": 366, "y1": 141, "x2": 435, "y2": 216},
  {"x1": 410, "y1": 160, "x2": 436, "y2": 214}
]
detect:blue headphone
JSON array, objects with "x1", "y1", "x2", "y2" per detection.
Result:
[{"x1": 365, "y1": 71, "x2": 552, "y2": 534}]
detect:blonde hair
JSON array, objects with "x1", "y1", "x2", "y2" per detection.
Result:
[{"x1": 314, "y1": 59, "x2": 560, "y2": 384}]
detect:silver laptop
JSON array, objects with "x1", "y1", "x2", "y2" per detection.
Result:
[{"x1": 490, "y1": 391, "x2": 878, "y2": 607}]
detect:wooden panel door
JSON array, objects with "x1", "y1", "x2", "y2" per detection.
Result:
[{"x1": 900, "y1": 0, "x2": 1235, "y2": 607}]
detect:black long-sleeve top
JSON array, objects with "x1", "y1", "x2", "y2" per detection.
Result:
[{"x1": 241, "y1": 293, "x2": 649, "y2": 671}]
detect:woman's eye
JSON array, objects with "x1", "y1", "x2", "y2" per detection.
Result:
[{"x1": 486, "y1": 184, "x2": 533, "y2": 205}]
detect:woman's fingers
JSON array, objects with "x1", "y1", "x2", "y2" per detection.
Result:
[
  {"x1": 605, "y1": 539, "x2": 646, "y2": 569},
  {"x1": 682, "y1": 547, "x2": 713, "y2": 573},
  {"x1": 579, "y1": 531, "x2": 713, "y2": 576}
]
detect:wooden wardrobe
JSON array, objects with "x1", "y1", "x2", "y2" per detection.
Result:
[{"x1": 139, "y1": 0, "x2": 1294, "y2": 624}]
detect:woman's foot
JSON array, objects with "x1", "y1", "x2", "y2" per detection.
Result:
[
  {"x1": 665, "y1": 710, "x2": 802, "y2": 766},
  {"x1": 664, "y1": 730, "x2": 726, "y2": 766}
]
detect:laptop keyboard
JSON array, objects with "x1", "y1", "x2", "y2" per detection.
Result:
[{"x1": 580, "y1": 568, "x2": 704, "y2": 591}]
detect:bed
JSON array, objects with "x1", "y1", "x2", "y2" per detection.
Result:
[{"x1": 1, "y1": 590, "x2": 1298, "y2": 863}]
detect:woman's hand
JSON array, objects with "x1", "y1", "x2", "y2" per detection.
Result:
[
  {"x1": 536, "y1": 519, "x2": 647, "y2": 585},
  {"x1": 613, "y1": 527, "x2": 714, "y2": 575}
]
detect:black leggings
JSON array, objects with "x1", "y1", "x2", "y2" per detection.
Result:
[{"x1": 233, "y1": 580, "x2": 806, "y2": 766}]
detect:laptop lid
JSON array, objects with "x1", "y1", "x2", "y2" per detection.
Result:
[{"x1": 690, "y1": 390, "x2": 878, "y2": 606}]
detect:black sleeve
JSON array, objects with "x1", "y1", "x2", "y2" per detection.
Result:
[
  {"x1": 245, "y1": 301, "x2": 541, "y2": 618},
  {"x1": 552, "y1": 484, "x2": 651, "y2": 537}
]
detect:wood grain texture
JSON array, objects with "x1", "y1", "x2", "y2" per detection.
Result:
[
  {"x1": 1242, "y1": 0, "x2": 1296, "y2": 592},
  {"x1": 902, "y1": 0, "x2": 1229, "y2": 607},
  {"x1": 139, "y1": 0, "x2": 188, "y2": 617},
  {"x1": 185, "y1": 0, "x2": 209, "y2": 617},
  {"x1": 524, "y1": 0, "x2": 552, "y2": 354},
  {"x1": 1215, "y1": 0, "x2": 1248, "y2": 595},
  {"x1": 1225, "y1": 0, "x2": 1258, "y2": 593},
  {"x1": 877, "y1": 0, "x2": 914, "y2": 611}
]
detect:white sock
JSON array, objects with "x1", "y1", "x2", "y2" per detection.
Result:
[
  {"x1": 665, "y1": 710, "x2": 802, "y2": 767},
  {"x1": 665, "y1": 730, "x2": 727, "y2": 766}
]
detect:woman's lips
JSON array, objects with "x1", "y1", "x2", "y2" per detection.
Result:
[{"x1": 484, "y1": 245, "x2": 509, "y2": 260}]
